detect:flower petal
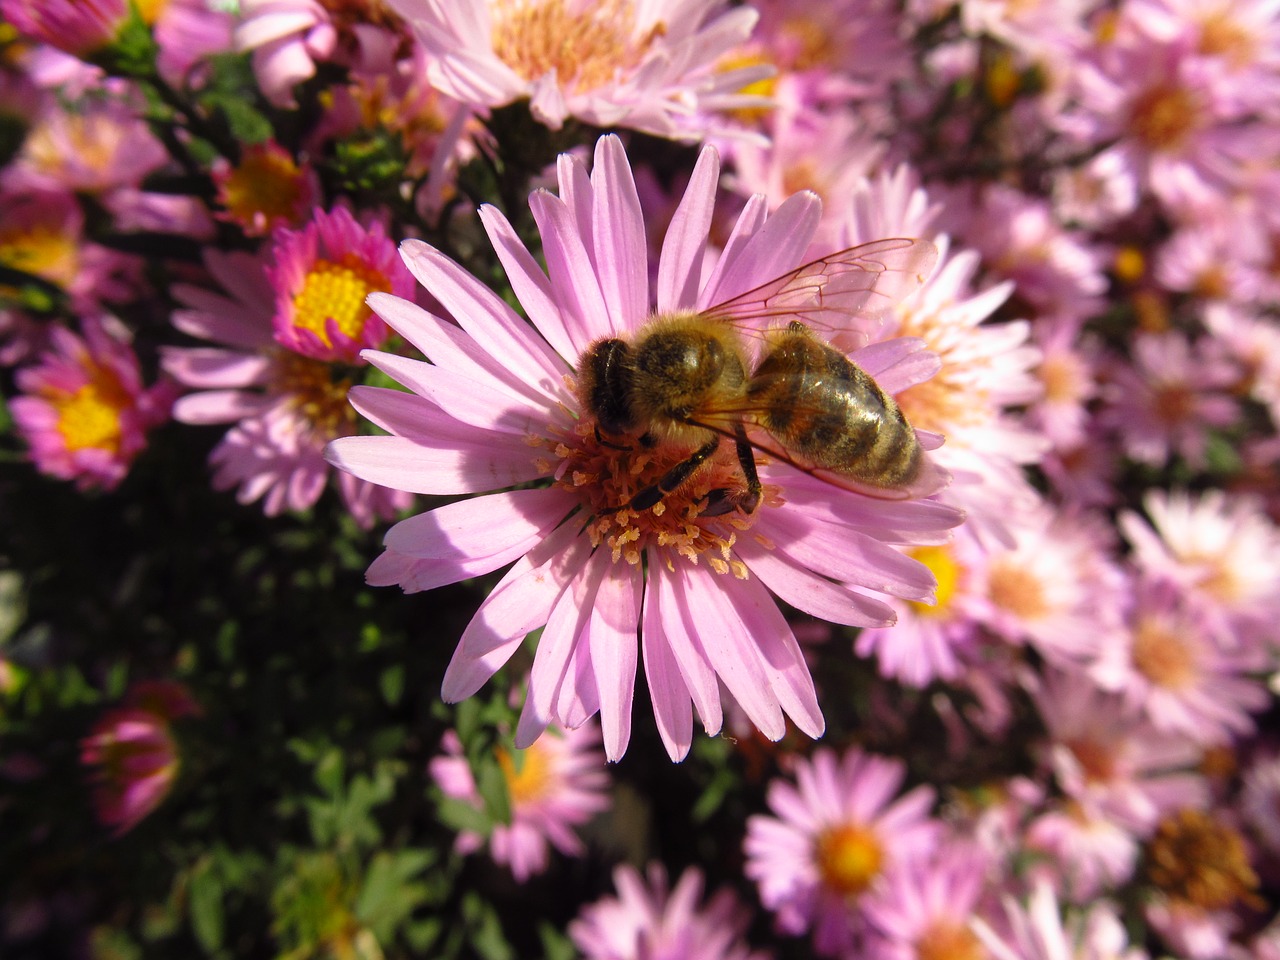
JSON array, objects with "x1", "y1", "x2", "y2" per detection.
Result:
[
  {"x1": 530, "y1": 190, "x2": 615, "y2": 343},
  {"x1": 657, "y1": 144, "x2": 719, "y2": 313},
  {"x1": 640, "y1": 585, "x2": 695, "y2": 761},
  {"x1": 646, "y1": 553, "x2": 722, "y2": 737},
  {"x1": 591, "y1": 135, "x2": 648, "y2": 334},
  {"x1": 737, "y1": 538, "x2": 897, "y2": 627},
  {"x1": 586, "y1": 562, "x2": 643, "y2": 761},
  {"x1": 324, "y1": 434, "x2": 542, "y2": 495}
]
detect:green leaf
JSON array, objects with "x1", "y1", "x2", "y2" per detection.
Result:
[
  {"x1": 462, "y1": 892, "x2": 514, "y2": 960},
  {"x1": 379, "y1": 665, "x2": 405, "y2": 707},
  {"x1": 188, "y1": 859, "x2": 226, "y2": 953},
  {"x1": 354, "y1": 849, "x2": 435, "y2": 942},
  {"x1": 435, "y1": 796, "x2": 493, "y2": 836},
  {"x1": 538, "y1": 922, "x2": 576, "y2": 960}
]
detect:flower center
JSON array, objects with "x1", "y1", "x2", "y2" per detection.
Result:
[
  {"x1": 986, "y1": 560, "x2": 1049, "y2": 621},
  {"x1": 1131, "y1": 614, "x2": 1197, "y2": 691},
  {"x1": 917, "y1": 921, "x2": 988, "y2": 960},
  {"x1": 779, "y1": 16, "x2": 837, "y2": 71},
  {"x1": 1198, "y1": 11, "x2": 1256, "y2": 68},
  {"x1": 1064, "y1": 736, "x2": 1116, "y2": 783},
  {"x1": 907, "y1": 544, "x2": 961, "y2": 618},
  {"x1": 1145, "y1": 809, "x2": 1260, "y2": 911},
  {"x1": 290, "y1": 256, "x2": 391, "y2": 349},
  {"x1": 54, "y1": 377, "x2": 129, "y2": 454},
  {"x1": 275, "y1": 353, "x2": 359, "y2": 438},
  {"x1": 1152, "y1": 382, "x2": 1196, "y2": 427},
  {"x1": 0, "y1": 224, "x2": 80, "y2": 288},
  {"x1": 131, "y1": 0, "x2": 172, "y2": 24},
  {"x1": 496, "y1": 743, "x2": 551, "y2": 805},
  {"x1": 1038, "y1": 351, "x2": 1087, "y2": 405},
  {"x1": 489, "y1": 0, "x2": 656, "y2": 94},
  {"x1": 1129, "y1": 84, "x2": 1201, "y2": 152},
  {"x1": 545, "y1": 420, "x2": 764, "y2": 576},
  {"x1": 815, "y1": 823, "x2": 883, "y2": 898},
  {"x1": 219, "y1": 145, "x2": 307, "y2": 232}
]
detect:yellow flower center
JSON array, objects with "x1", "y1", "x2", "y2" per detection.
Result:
[
  {"x1": 131, "y1": 0, "x2": 171, "y2": 24},
  {"x1": 918, "y1": 921, "x2": 989, "y2": 960},
  {"x1": 1198, "y1": 10, "x2": 1256, "y2": 69},
  {"x1": 1131, "y1": 614, "x2": 1197, "y2": 691},
  {"x1": 815, "y1": 823, "x2": 884, "y2": 898},
  {"x1": 290, "y1": 256, "x2": 391, "y2": 349},
  {"x1": 490, "y1": 0, "x2": 658, "y2": 95},
  {"x1": 1038, "y1": 351, "x2": 1087, "y2": 406},
  {"x1": 907, "y1": 544, "x2": 961, "y2": 618},
  {"x1": 1113, "y1": 246, "x2": 1145, "y2": 284},
  {"x1": 544, "y1": 419, "x2": 762, "y2": 576},
  {"x1": 1129, "y1": 84, "x2": 1201, "y2": 152},
  {"x1": 1064, "y1": 736, "x2": 1116, "y2": 784},
  {"x1": 496, "y1": 743, "x2": 551, "y2": 805},
  {"x1": 0, "y1": 224, "x2": 80, "y2": 289},
  {"x1": 1145, "y1": 809, "x2": 1261, "y2": 911},
  {"x1": 54, "y1": 377, "x2": 129, "y2": 454},
  {"x1": 986, "y1": 560, "x2": 1049, "y2": 621},
  {"x1": 275, "y1": 353, "x2": 359, "y2": 438},
  {"x1": 716, "y1": 49, "x2": 776, "y2": 124},
  {"x1": 219, "y1": 147, "x2": 307, "y2": 232}
]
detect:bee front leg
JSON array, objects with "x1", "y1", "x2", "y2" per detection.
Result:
[
  {"x1": 618, "y1": 437, "x2": 722, "y2": 513},
  {"x1": 698, "y1": 423, "x2": 762, "y2": 517}
]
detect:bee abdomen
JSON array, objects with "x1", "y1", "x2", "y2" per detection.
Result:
[{"x1": 752, "y1": 329, "x2": 922, "y2": 488}]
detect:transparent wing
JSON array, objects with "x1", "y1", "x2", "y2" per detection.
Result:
[{"x1": 703, "y1": 238, "x2": 938, "y2": 334}]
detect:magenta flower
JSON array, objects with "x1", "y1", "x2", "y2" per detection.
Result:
[
  {"x1": 11, "y1": 317, "x2": 174, "y2": 491},
  {"x1": 80, "y1": 683, "x2": 197, "y2": 836},
  {"x1": 429, "y1": 723, "x2": 610, "y2": 882},
  {"x1": 267, "y1": 205, "x2": 414, "y2": 363},
  {"x1": 326, "y1": 135, "x2": 962, "y2": 761},
  {"x1": 569, "y1": 863, "x2": 771, "y2": 960},
  {"x1": 162, "y1": 249, "x2": 413, "y2": 527},
  {"x1": 0, "y1": 0, "x2": 132, "y2": 57},
  {"x1": 742, "y1": 745, "x2": 940, "y2": 957}
]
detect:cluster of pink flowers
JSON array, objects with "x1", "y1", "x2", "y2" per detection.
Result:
[{"x1": 2, "y1": 0, "x2": 1279, "y2": 956}]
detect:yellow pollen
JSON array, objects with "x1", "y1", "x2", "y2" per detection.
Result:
[
  {"x1": 274, "y1": 353, "x2": 358, "y2": 438},
  {"x1": 917, "y1": 921, "x2": 988, "y2": 960},
  {"x1": 907, "y1": 544, "x2": 961, "y2": 618},
  {"x1": 987, "y1": 560, "x2": 1049, "y2": 621},
  {"x1": 558, "y1": 420, "x2": 760, "y2": 573},
  {"x1": 1113, "y1": 246, "x2": 1145, "y2": 284},
  {"x1": 219, "y1": 147, "x2": 307, "y2": 232},
  {"x1": 984, "y1": 54, "x2": 1022, "y2": 108},
  {"x1": 490, "y1": 0, "x2": 655, "y2": 94},
  {"x1": 291, "y1": 256, "x2": 391, "y2": 348},
  {"x1": 496, "y1": 743, "x2": 552, "y2": 805},
  {"x1": 815, "y1": 823, "x2": 884, "y2": 898},
  {"x1": 0, "y1": 225, "x2": 80, "y2": 289},
  {"x1": 1145, "y1": 809, "x2": 1261, "y2": 911},
  {"x1": 1131, "y1": 615, "x2": 1197, "y2": 691},
  {"x1": 1129, "y1": 84, "x2": 1200, "y2": 152},
  {"x1": 53, "y1": 377, "x2": 129, "y2": 454}
]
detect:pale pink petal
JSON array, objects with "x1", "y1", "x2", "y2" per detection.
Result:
[
  {"x1": 324, "y1": 434, "x2": 542, "y2": 495},
  {"x1": 657, "y1": 144, "x2": 719, "y2": 313},
  {"x1": 516, "y1": 548, "x2": 610, "y2": 748},
  {"x1": 641, "y1": 585, "x2": 695, "y2": 761},
  {"x1": 736, "y1": 539, "x2": 897, "y2": 627},
  {"x1": 383, "y1": 487, "x2": 570, "y2": 560},
  {"x1": 161, "y1": 348, "x2": 272, "y2": 388},
  {"x1": 529, "y1": 190, "x2": 615, "y2": 343},
  {"x1": 591, "y1": 135, "x2": 648, "y2": 334},
  {"x1": 647, "y1": 554, "x2": 723, "y2": 737},
  {"x1": 586, "y1": 562, "x2": 643, "y2": 760},
  {"x1": 172, "y1": 390, "x2": 272, "y2": 424},
  {"x1": 441, "y1": 522, "x2": 591, "y2": 701},
  {"x1": 701, "y1": 191, "x2": 821, "y2": 308}
]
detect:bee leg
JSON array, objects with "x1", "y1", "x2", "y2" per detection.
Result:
[
  {"x1": 699, "y1": 423, "x2": 762, "y2": 516},
  {"x1": 624, "y1": 437, "x2": 722, "y2": 513},
  {"x1": 593, "y1": 426, "x2": 658, "y2": 451}
]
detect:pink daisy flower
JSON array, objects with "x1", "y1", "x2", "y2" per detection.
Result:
[
  {"x1": 860, "y1": 842, "x2": 994, "y2": 960},
  {"x1": 1119, "y1": 488, "x2": 1280, "y2": 648},
  {"x1": 11, "y1": 317, "x2": 174, "y2": 492},
  {"x1": 80, "y1": 682, "x2": 198, "y2": 836},
  {"x1": 569, "y1": 863, "x2": 771, "y2": 960},
  {"x1": 1032, "y1": 667, "x2": 1208, "y2": 836},
  {"x1": 972, "y1": 881, "x2": 1148, "y2": 960},
  {"x1": 1024, "y1": 799, "x2": 1141, "y2": 902},
  {"x1": 743, "y1": 746, "x2": 939, "y2": 957},
  {"x1": 211, "y1": 140, "x2": 321, "y2": 238},
  {"x1": 1093, "y1": 579, "x2": 1269, "y2": 745},
  {"x1": 325, "y1": 135, "x2": 963, "y2": 761},
  {"x1": 429, "y1": 722, "x2": 609, "y2": 882},
  {"x1": 384, "y1": 0, "x2": 770, "y2": 140},
  {"x1": 0, "y1": 0, "x2": 133, "y2": 58},
  {"x1": 162, "y1": 249, "x2": 413, "y2": 526},
  {"x1": 1100, "y1": 330, "x2": 1239, "y2": 469},
  {"x1": 268, "y1": 205, "x2": 414, "y2": 363}
]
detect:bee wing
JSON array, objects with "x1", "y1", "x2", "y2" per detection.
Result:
[
  {"x1": 704, "y1": 238, "x2": 938, "y2": 333},
  {"x1": 688, "y1": 403, "x2": 952, "y2": 502}
]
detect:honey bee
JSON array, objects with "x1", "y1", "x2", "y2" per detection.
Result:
[{"x1": 575, "y1": 237, "x2": 947, "y2": 517}]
